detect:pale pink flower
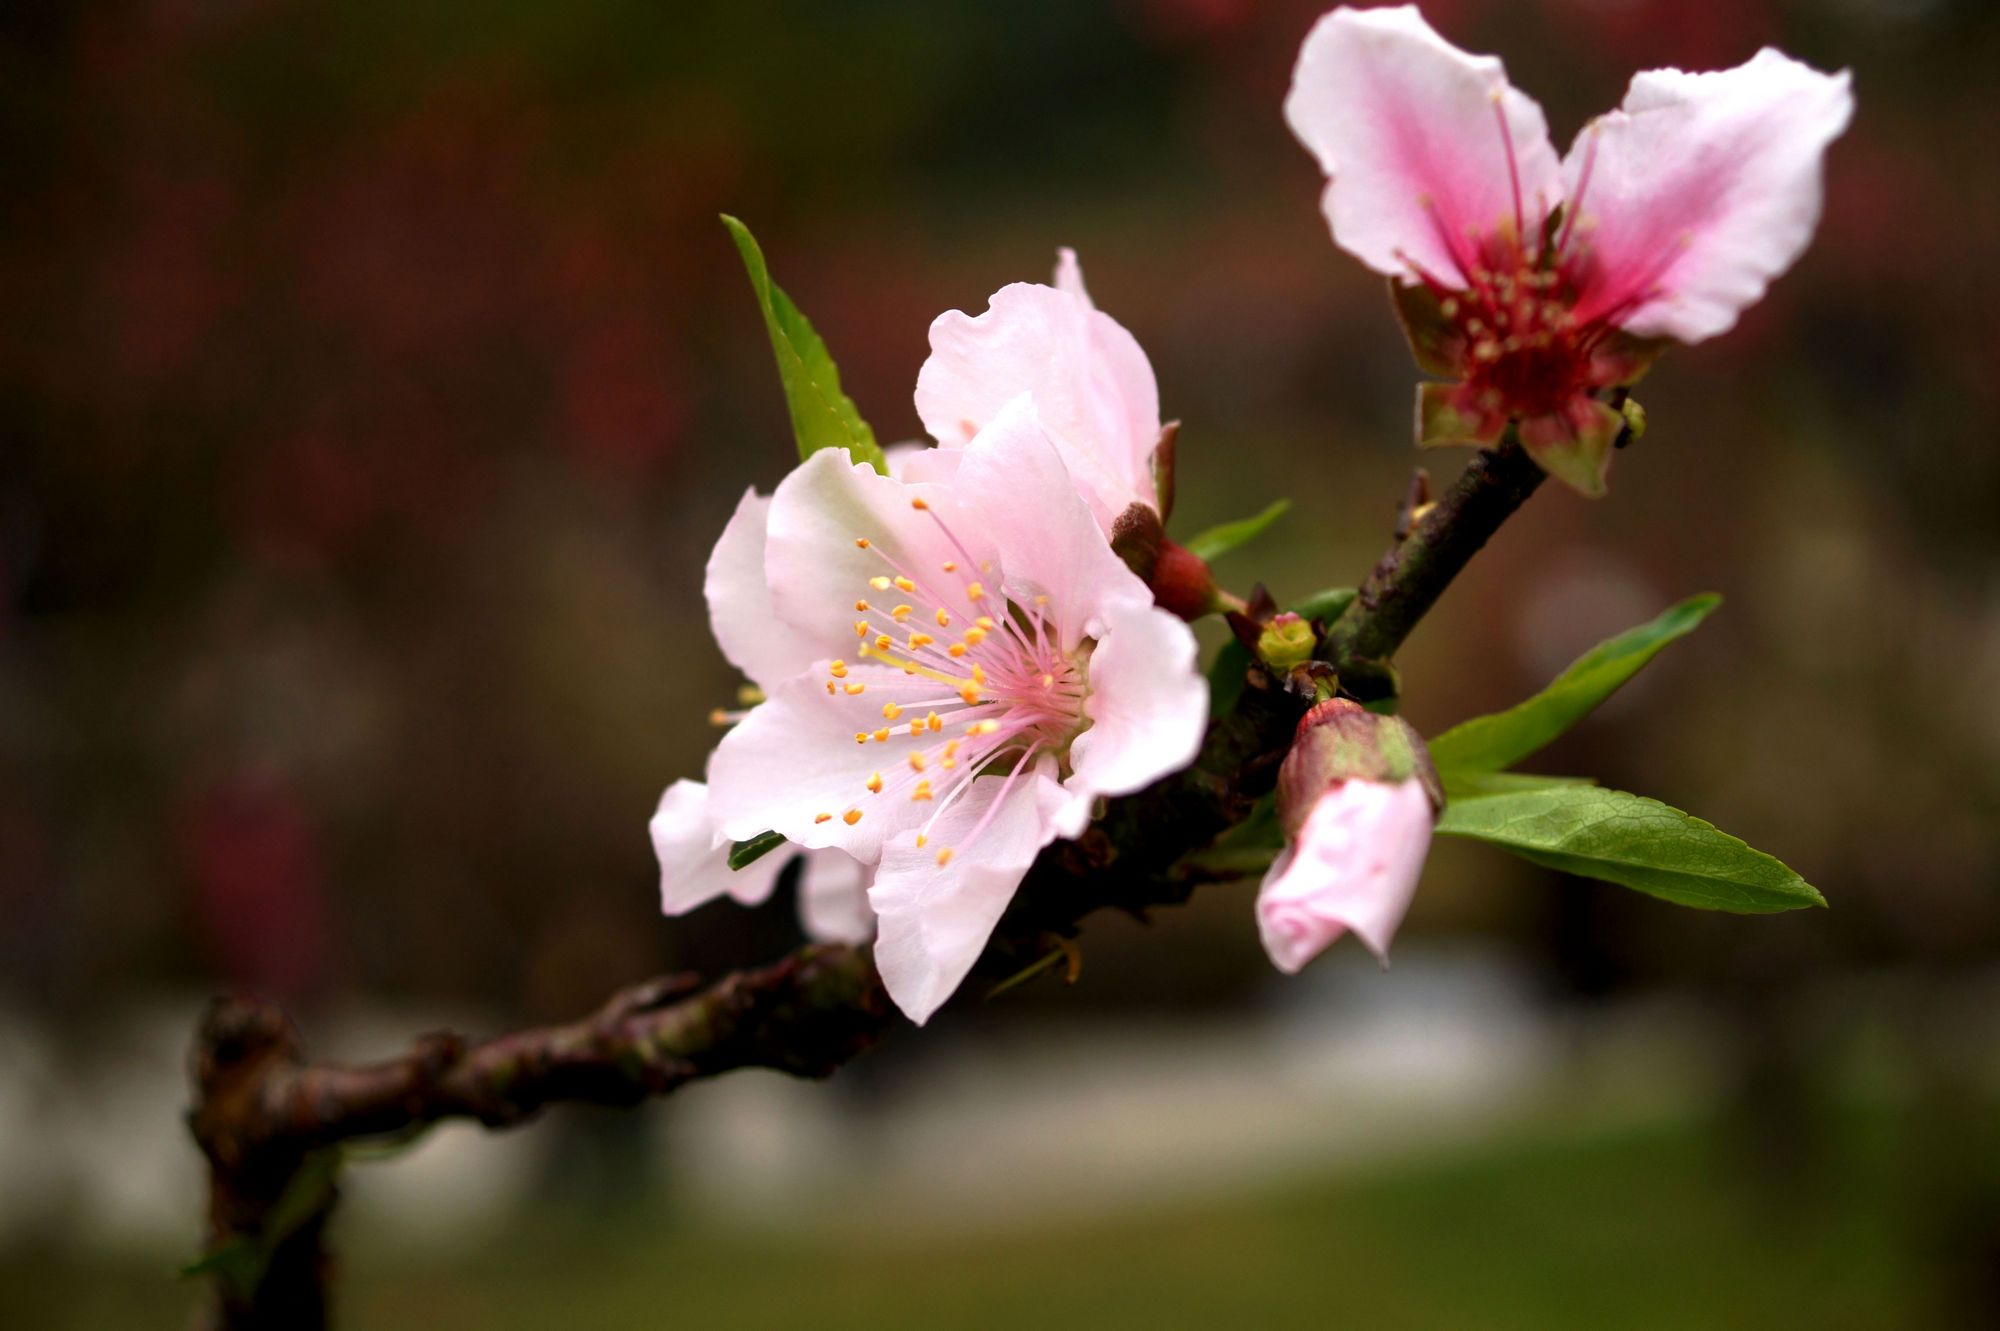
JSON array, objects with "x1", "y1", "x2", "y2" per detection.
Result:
[
  {"x1": 706, "y1": 397, "x2": 1207, "y2": 1022},
  {"x1": 652, "y1": 487, "x2": 874, "y2": 944},
  {"x1": 914, "y1": 250, "x2": 1163, "y2": 530},
  {"x1": 1256, "y1": 777, "x2": 1435, "y2": 972},
  {"x1": 650, "y1": 779, "x2": 872, "y2": 944},
  {"x1": 1285, "y1": 5, "x2": 1853, "y2": 494}
]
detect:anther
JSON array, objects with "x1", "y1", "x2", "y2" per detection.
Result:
[
  {"x1": 935, "y1": 609, "x2": 950, "y2": 627},
  {"x1": 893, "y1": 576, "x2": 916, "y2": 593},
  {"x1": 936, "y1": 848, "x2": 954, "y2": 866},
  {"x1": 843, "y1": 809, "x2": 863, "y2": 825},
  {"x1": 965, "y1": 582, "x2": 985, "y2": 600},
  {"x1": 870, "y1": 576, "x2": 892, "y2": 591},
  {"x1": 874, "y1": 635, "x2": 893, "y2": 651},
  {"x1": 855, "y1": 732, "x2": 868, "y2": 744},
  {"x1": 910, "y1": 633, "x2": 935, "y2": 649},
  {"x1": 855, "y1": 600, "x2": 869, "y2": 612},
  {"x1": 909, "y1": 752, "x2": 927, "y2": 772},
  {"x1": 854, "y1": 537, "x2": 870, "y2": 549},
  {"x1": 844, "y1": 683, "x2": 866, "y2": 696},
  {"x1": 891, "y1": 604, "x2": 914, "y2": 621},
  {"x1": 949, "y1": 643, "x2": 967, "y2": 657},
  {"x1": 829, "y1": 661, "x2": 848, "y2": 678},
  {"x1": 926, "y1": 712, "x2": 942, "y2": 732},
  {"x1": 814, "y1": 812, "x2": 833, "y2": 824},
  {"x1": 910, "y1": 497, "x2": 929, "y2": 510},
  {"x1": 867, "y1": 772, "x2": 883, "y2": 793},
  {"x1": 911, "y1": 782, "x2": 933, "y2": 801},
  {"x1": 882, "y1": 702, "x2": 903, "y2": 720},
  {"x1": 942, "y1": 561, "x2": 957, "y2": 573},
  {"x1": 873, "y1": 728, "x2": 890, "y2": 743}
]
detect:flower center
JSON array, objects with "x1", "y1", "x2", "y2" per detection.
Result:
[{"x1": 820, "y1": 497, "x2": 1091, "y2": 865}]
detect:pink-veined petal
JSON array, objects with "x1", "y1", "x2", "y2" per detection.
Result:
[
  {"x1": 704, "y1": 489, "x2": 819, "y2": 693},
  {"x1": 764, "y1": 446, "x2": 986, "y2": 657},
  {"x1": 1066, "y1": 599, "x2": 1207, "y2": 805},
  {"x1": 867, "y1": 753, "x2": 1068, "y2": 1024},
  {"x1": 1256, "y1": 777, "x2": 1435, "y2": 972},
  {"x1": 914, "y1": 259, "x2": 1160, "y2": 528},
  {"x1": 798, "y1": 848, "x2": 874, "y2": 944},
  {"x1": 1285, "y1": 5, "x2": 1561, "y2": 286},
  {"x1": 1562, "y1": 48, "x2": 1853, "y2": 343},
  {"x1": 706, "y1": 663, "x2": 935, "y2": 858},
  {"x1": 949, "y1": 395, "x2": 1155, "y2": 653},
  {"x1": 651, "y1": 779, "x2": 785, "y2": 915}
]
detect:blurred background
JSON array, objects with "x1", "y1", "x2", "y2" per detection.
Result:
[{"x1": 2, "y1": 0, "x2": 1996, "y2": 1325}]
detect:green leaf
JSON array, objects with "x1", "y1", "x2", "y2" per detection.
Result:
[
  {"x1": 1207, "y1": 586, "x2": 1356, "y2": 717},
  {"x1": 1183, "y1": 499, "x2": 1290, "y2": 563},
  {"x1": 1429, "y1": 593, "x2": 1721, "y2": 776},
  {"x1": 1436, "y1": 785, "x2": 1823, "y2": 913},
  {"x1": 729, "y1": 830, "x2": 787, "y2": 871},
  {"x1": 1440, "y1": 770, "x2": 1598, "y2": 801},
  {"x1": 721, "y1": 215, "x2": 886, "y2": 474}
]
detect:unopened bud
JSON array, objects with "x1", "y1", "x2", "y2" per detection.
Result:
[
  {"x1": 1257, "y1": 612, "x2": 1316, "y2": 673},
  {"x1": 1147, "y1": 538, "x2": 1220, "y2": 622},
  {"x1": 1276, "y1": 698, "x2": 1442, "y2": 841}
]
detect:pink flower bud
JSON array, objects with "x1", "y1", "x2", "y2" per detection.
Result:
[{"x1": 1258, "y1": 698, "x2": 1443, "y2": 973}]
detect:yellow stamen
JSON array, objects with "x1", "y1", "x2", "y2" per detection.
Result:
[
  {"x1": 873, "y1": 728, "x2": 890, "y2": 743},
  {"x1": 909, "y1": 720, "x2": 924, "y2": 736},
  {"x1": 829, "y1": 660, "x2": 848, "y2": 678},
  {"x1": 854, "y1": 600, "x2": 869, "y2": 612},
  {"x1": 854, "y1": 732, "x2": 868, "y2": 744},
  {"x1": 867, "y1": 772, "x2": 883, "y2": 793},
  {"x1": 926, "y1": 712, "x2": 942, "y2": 732},
  {"x1": 854, "y1": 537, "x2": 870, "y2": 549},
  {"x1": 936, "y1": 848, "x2": 954, "y2": 866},
  {"x1": 912, "y1": 782, "x2": 933, "y2": 801},
  {"x1": 709, "y1": 708, "x2": 730, "y2": 726},
  {"x1": 971, "y1": 663, "x2": 986, "y2": 685},
  {"x1": 963, "y1": 628, "x2": 986, "y2": 647},
  {"x1": 1041, "y1": 673, "x2": 1054, "y2": 688},
  {"x1": 976, "y1": 616, "x2": 996, "y2": 630},
  {"x1": 855, "y1": 621, "x2": 869, "y2": 637},
  {"x1": 826, "y1": 681, "x2": 836, "y2": 695},
  {"x1": 959, "y1": 685, "x2": 980, "y2": 705},
  {"x1": 908, "y1": 752, "x2": 927, "y2": 772},
  {"x1": 910, "y1": 497, "x2": 929, "y2": 510},
  {"x1": 814, "y1": 812, "x2": 832, "y2": 824},
  {"x1": 869, "y1": 576, "x2": 892, "y2": 591},
  {"x1": 874, "y1": 635, "x2": 893, "y2": 651},
  {"x1": 935, "y1": 608, "x2": 951, "y2": 628},
  {"x1": 909, "y1": 633, "x2": 935, "y2": 649},
  {"x1": 942, "y1": 560, "x2": 957, "y2": 573},
  {"x1": 893, "y1": 576, "x2": 916, "y2": 593},
  {"x1": 844, "y1": 682, "x2": 866, "y2": 696},
  {"x1": 944, "y1": 740, "x2": 960, "y2": 757},
  {"x1": 970, "y1": 720, "x2": 1000, "y2": 736},
  {"x1": 916, "y1": 833, "x2": 928, "y2": 848},
  {"x1": 843, "y1": 809, "x2": 863, "y2": 825},
  {"x1": 882, "y1": 702, "x2": 903, "y2": 720},
  {"x1": 965, "y1": 582, "x2": 985, "y2": 600},
  {"x1": 948, "y1": 643, "x2": 968, "y2": 657},
  {"x1": 891, "y1": 604, "x2": 914, "y2": 622}
]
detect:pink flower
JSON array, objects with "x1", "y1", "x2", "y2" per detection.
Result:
[
  {"x1": 1256, "y1": 698, "x2": 1442, "y2": 973},
  {"x1": 705, "y1": 398, "x2": 1208, "y2": 1022},
  {"x1": 1257, "y1": 777, "x2": 1435, "y2": 972},
  {"x1": 914, "y1": 250, "x2": 1164, "y2": 530},
  {"x1": 1285, "y1": 5, "x2": 1853, "y2": 494}
]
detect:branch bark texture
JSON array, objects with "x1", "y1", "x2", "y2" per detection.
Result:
[{"x1": 186, "y1": 441, "x2": 1545, "y2": 1328}]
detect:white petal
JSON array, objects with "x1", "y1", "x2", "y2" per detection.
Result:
[
  {"x1": 706, "y1": 664, "x2": 934, "y2": 859},
  {"x1": 797, "y1": 848, "x2": 875, "y2": 944},
  {"x1": 1066, "y1": 600, "x2": 1208, "y2": 803},
  {"x1": 1563, "y1": 48, "x2": 1854, "y2": 343},
  {"x1": 949, "y1": 396, "x2": 1154, "y2": 652},
  {"x1": 704, "y1": 489, "x2": 819, "y2": 693},
  {"x1": 867, "y1": 754, "x2": 1067, "y2": 1024},
  {"x1": 1284, "y1": 5, "x2": 1561, "y2": 284},
  {"x1": 764, "y1": 446, "x2": 990, "y2": 656},
  {"x1": 651, "y1": 779, "x2": 784, "y2": 914},
  {"x1": 1256, "y1": 778, "x2": 1434, "y2": 973},
  {"x1": 914, "y1": 265, "x2": 1159, "y2": 529}
]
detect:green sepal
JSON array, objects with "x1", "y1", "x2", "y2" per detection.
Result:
[{"x1": 1207, "y1": 587, "x2": 1356, "y2": 718}]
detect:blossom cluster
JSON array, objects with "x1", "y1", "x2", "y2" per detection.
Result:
[{"x1": 653, "y1": 6, "x2": 1851, "y2": 1024}]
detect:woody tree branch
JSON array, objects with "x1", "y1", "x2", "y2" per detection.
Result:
[{"x1": 185, "y1": 439, "x2": 1546, "y2": 1330}]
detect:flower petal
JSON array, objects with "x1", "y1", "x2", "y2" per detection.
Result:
[
  {"x1": 1256, "y1": 777, "x2": 1434, "y2": 972},
  {"x1": 949, "y1": 395, "x2": 1155, "y2": 652},
  {"x1": 798, "y1": 848, "x2": 875, "y2": 944},
  {"x1": 1562, "y1": 48, "x2": 1854, "y2": 343},
  {"x1": 705, "y1": 489, "x2": 819, "y2": 693},
  {"x1": 706, "y1": 663, "x2": 935, "y2": 858},
  {"x1": 1066, "y1": 599, "x2": 1207, "y2": 805},
  {"x1": 914, "y1": 257, "x2": 1160, "y2": 529},
  {"x1": 764, "y1": 445, "x2": 986, "y2": 658},
  {"x1": 867, "y1": 754, "x2": 1068, "y2": 1024},
  {"x1": 651, "y1": 779, "x2": 785, "y2": 915},
  {"x1": 1285, "y1": 5, "x2": 1561, "y2": 285}
]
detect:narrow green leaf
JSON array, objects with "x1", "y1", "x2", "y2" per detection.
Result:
[
  {"x1": 1437, "y1": 785, "x2": 1823, "y2": 913},
  {"x1": 1429, "y1": 593, "x2": 1721, "y2": 776},
  {"x1": 721, "y1": 215, "x2": 887, "y2": 474},
  {"x1": 1207, "y1": 586, "x2": 1356, "y2": 717},
  {"x1": 729, "y1": 830, "x2": 787, "y2": 871},
  {"x1": 1184, "y1": 499, "x2": 1291, "y2": 563}
]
